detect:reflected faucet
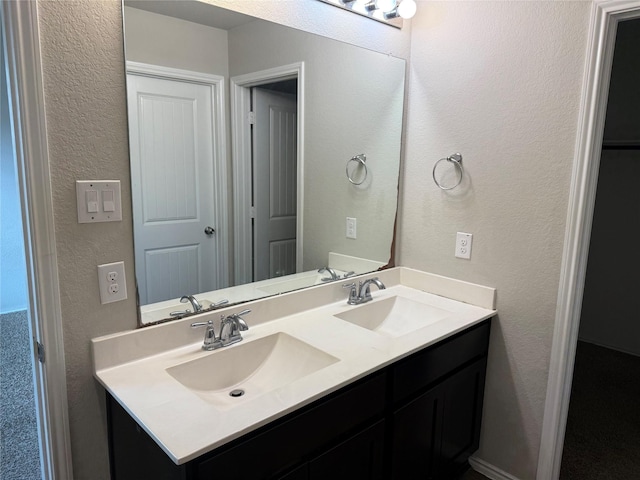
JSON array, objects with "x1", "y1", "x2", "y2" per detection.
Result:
[
  {"x1": 181, "y1": 295, "x2": 203, "y2": 313},
  {"x1": 318, "y1": 267, "x2": 339, "y2": 281}
]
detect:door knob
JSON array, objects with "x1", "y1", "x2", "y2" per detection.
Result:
[{"x1": 204, "y1": 226, "x2": 215, "y2": 236}]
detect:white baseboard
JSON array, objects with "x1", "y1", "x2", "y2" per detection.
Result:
[{"x1": 469, "y1": 456, "x2": 522, "y2": 480}]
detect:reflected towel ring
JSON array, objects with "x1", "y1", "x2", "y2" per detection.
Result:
[
  {"x1": 433, "y1": 153, "x2": 463, "y2": 190},
  {"x1": 346, "y1": 154, "x2": 368, "y2": 185}
]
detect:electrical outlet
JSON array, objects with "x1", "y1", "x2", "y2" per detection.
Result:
[
  {"x1": 346, "y1": 217, "x2": 357, "y2": 239},
  {"x1": 98, "y1": 261, "x2": 127, "y2": 304},
  {"x1": 455, "y1": 232, "x2": 473, "y2": 259}
]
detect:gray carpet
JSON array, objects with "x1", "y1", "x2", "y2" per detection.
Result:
[
  {"x1": 0, "y1": 310, "x2": 42, "y2": 480},
  {"x1": 560, "y1": 341, "x2": 640, "y2": 479}
]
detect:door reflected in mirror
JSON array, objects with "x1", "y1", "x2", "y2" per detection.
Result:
[{"x1": 123, "y1": 1, "x2": 405, "y2": 325}]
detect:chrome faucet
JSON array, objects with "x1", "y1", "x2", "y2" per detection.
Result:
[
  {"x1": 318, "y1": 267, "x2": 339, "y2": 281},
  {"x1": 190, "y1": 319, "x2": 221, "y2": 350},
  {"x1": 219, "y1": 309, "x2": 251, "y2": 347},
  {"x1": 181, "y1": 294, "x2": 203, "y2": 312},
  {"x1": 191, "y1": 309, "x2": 251, "y2": 351},
  {"x1": 343, "y1": 277, "x2": 386, "y2": 305},
  {"x1": 171, "y1": 297, "x2": 228, "y2": 317}
]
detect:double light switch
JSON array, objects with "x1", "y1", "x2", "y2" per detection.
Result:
[{"x1": 76, "y1": 180, "x2": 122, "y2": 223}]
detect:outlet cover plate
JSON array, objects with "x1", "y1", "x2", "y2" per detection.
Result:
[
  {"x1": 455, "y1": 232, "x2": 473, "y2": 259},
  {"x1": 98, "y1": 261, "x2": 127, "y2": 304},
  {"x1": 346, "y1": 217, "x2": 357, "y2": 239}
]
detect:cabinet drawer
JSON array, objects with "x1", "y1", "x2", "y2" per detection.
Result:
[
  {"x1": 196, "y1": 371, "x2": 387, "y2": 479},
  {"x1": 392, "y1": 319, "x2": 491, "y2": 403}
]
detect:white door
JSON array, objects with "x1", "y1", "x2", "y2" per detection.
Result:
[
  {"x1": 252, "y1": 88, "x2": 298, "y2": 281},
  {"x1": 127, "y1": 74, "x2": 219, "y2": 304}
]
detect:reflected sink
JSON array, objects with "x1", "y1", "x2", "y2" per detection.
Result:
[
  {"x1": 166, "y1": 333, "x2": 339, "y2": 408},
  {"x1": 334, "y1": 296, "x2": 453, "y2": 338}
]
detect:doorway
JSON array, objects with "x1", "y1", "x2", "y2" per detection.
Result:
[
  {"x1": 251, "y1": 81, "x2": 298, "y2": 282},
  {"x1": 231, "y1": 63, "x2": 304, "y2": 287},
  {"x1": 538, "y1": 2, "x2": 640, "y2": 479},
  {"x1": 1, "y1": 1, "x2": 73, "y2": 478},
  {"x1": 560, "y1": 16, "x2": 640, "y2": 478},
  {"x1": 1, "y1": 21, "x2": 42, "y2": 479}
]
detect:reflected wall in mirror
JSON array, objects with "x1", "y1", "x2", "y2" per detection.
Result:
[{"x1": 123, "y1": 0, "x2": 406, "y2": 325}]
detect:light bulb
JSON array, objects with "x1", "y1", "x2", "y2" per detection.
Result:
[
  {"x1": 397, "y1": 0, "x2": 417, "y2": 19},
  {"x1": 376, "y1": 0, "x2": 397, "y2": 13}
]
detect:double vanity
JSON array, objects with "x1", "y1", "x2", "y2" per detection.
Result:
[{"x1": 92, "y1": 267, "x2": 496, "y2": 479}]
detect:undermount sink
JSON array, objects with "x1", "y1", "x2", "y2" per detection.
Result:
[
  {"x1": 166, "y1": 333, "x2": 339, "y2": 408},
  {"x1": 334, "y1": 295, "x2": 453, "y2": 338}
]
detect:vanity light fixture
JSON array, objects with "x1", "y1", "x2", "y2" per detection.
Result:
[{"x1": 317, "y1": 0, "x2": 417, "y2": 28}]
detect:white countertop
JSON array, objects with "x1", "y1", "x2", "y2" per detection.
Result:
[{"x1": 92, "y1": 267, "x2": 496, "y2": 465}]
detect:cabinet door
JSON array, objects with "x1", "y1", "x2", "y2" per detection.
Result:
[
  {"x1": 439, "y1": 357, "x2": 487, "y2": 478},
  {"x1": 107, "y1": 396, "x2": 187, "y2": 480},
  {"x1": 309, "y1": 420, "x2": 385, "y2": 480},
  {"x1": 276, "y1": 463, "x2": 308, "y2": 480},
  {"x1": 390, "y1": 387, "x2": 441, "y2": 479},
  {"x1": 391, "y1": 357, "x2": 488, "y2": 480}
]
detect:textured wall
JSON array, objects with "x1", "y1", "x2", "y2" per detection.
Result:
[
  {"x1": 36, "y1": 0, "x2": 596, "y2": 477},
  {"x1": 398, "y1": 2, "x2": 590, "y2": 478},
  {"x1": 35, "y1": 0, "x2": 409, "y2": 477},
  {"x1": 37, "y1": 1, "x2": 136, "y2": 478}
]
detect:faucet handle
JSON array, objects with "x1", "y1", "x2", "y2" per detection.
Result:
[
  {"x1": 190, "y1": 319, "x2": 214, "y2": 328},
  {"x1": 210, "y1": 299, "x2": 229, "y2": 309},
  {"x1": 232, "y1": 309, "x2": 251, "y2": 331},
  {"x1": 342, "y1": 282, "x2": 358, "y2": 305},
  {"x1": 191, "y1": 319, "x2": 220, "y2": 350}
]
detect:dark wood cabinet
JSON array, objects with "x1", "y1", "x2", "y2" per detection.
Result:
[
  {"x1": 107, "y1": 319, "x2": 491, "y2": 480},
  {"x1": 308, "y1": 420, "x2": 385, "y2": 480},
  {"x1": 390, "y1": 357, "x2": 487, "y2": 479},
  {"x1": 391, "y1": 384, "x2": 441, "y2": 479}
]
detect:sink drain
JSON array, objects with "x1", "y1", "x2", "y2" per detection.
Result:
[{"x1": 229, "y1": 389, "x2": 245, "y2": 398}]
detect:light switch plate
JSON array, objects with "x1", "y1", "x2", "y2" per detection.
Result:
[
  {"x1": 76, "y1": 180, "x2": 122, "y2": 223},
  {"x1": 98, "y1": 261, "x2": 127, "y2": 304}
]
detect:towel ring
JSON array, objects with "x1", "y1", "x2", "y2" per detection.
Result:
[
  {"x1": 346, "y1": 154, "x2": 368, "y2": 185},
  {"x1": 433, "y1": 153, "x2": 463, "y2": 190}
]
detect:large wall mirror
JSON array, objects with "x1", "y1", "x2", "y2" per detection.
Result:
[{"x1": 122, "y1": 0, "x2": 406, "y2": 325}]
